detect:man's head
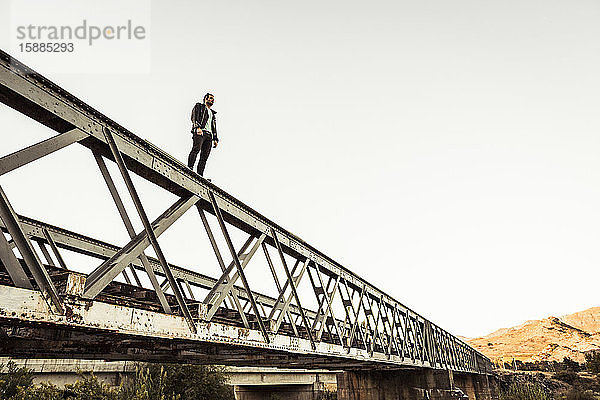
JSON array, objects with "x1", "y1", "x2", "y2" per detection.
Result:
[{"x1": 204, "y1": 93, "x2": 214, "y2": 107}]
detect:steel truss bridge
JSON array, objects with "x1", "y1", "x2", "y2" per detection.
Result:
[{"x1": 0, "y1": 49, "x2": 492, "y2": 373}]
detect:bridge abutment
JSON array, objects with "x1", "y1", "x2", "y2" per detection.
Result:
[{"x1": 336, "y1": 369, "x2": 498, "y2": 400}]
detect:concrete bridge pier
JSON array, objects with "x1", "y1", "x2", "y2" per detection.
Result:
[
  {"x1": 336, "y1": 369, "x2": 498, "y2": 400},
  {"x1": 453, "y1": 372, "x2": 499, "y2": 400},
  {"x1": 234, "y1": 382, "x2": 325, "y2": 400}
]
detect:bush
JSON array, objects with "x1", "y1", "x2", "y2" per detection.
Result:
[
  {"x1": 500, "y1": 383, "x2": 552, "y2": 400},
  {"x1": 318, "y1": 390, "x2": 337, "y2": 400},
  {"x1": 553, "y1": 370, "x2": 579, "y2": 385},
  {"x1": 0, "y1": 361, "x2": 35, "y2": 399},
  {"x1": 585, "y1": 352, "x2": 600, "y2": 374},
  {"x1": 9, "y1": 382, "x2": 62, "y2": 400},
  {"x1": 563, "y1": 388, "x2": 595, "y2": 400},
  {"x1": 118, "y1": 365, "x2": 175, "y2": 400},
  {"x1": 562, "y1": 358, "x2": 582, "y2": 372},
  {"x1": 0, "y1": 362, "x2": 234, "y2": 400},
  {"x1": 143, "y1": 364, "x2": 234, "y2": 400},
  {"x1": 63, "y1": 373, "x2": 118, "y2": 400}
]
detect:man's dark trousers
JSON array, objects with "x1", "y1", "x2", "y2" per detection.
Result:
[{"x1": 187, "y1": 132, "x2": 212, "y2": 176}]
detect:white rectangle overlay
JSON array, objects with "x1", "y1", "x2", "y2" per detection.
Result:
[{"x1": 8, "y1": 0, "x2": 151, "y2": 74}]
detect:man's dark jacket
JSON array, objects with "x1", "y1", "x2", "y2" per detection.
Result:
[{"x1": 191, "y1": 103, "x2": 218, "y2": 142}]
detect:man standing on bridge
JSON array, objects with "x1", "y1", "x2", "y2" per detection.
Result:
[{"x1": 187, "y1": 93, "x2": 219, "y2": 177}]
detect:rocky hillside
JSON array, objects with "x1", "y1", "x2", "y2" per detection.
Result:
[
  {"x1": 560, "y1": 307, "x2": 600, "y2": 334},
  {"x1": 465, "y1": 307, "x2": 600, "y2": 363}
]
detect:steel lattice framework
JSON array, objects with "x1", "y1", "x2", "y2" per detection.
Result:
[{"x1": 0, "y1": 49, "x2": 492, "y2": 373}]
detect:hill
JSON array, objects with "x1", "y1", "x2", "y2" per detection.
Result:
[{"x1": 465, "y1": 307, "x2": 600, "y2": 363}]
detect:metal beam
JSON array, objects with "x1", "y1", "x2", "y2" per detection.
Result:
[
  {"x1": 197, "y1": 207, "x2": 249, "y2": 328},
  {"x1": 0, "y1": 129, "x2": 87, "y2": 176},
  {"x1": 4, "y1": 215, "x2": 316, "y2": 322},
  {"x1": 34, "y1": 239, "x2": 55, "y2": 267},
  {"x1": 202, "y1": 236, "x2": 253, "y2": 307},
  {"x1": 42, "y1": 229, "x2": 67, "y2": 270},
  {"x1": 0, "y1": 229, "x2": 32, "y2": 289},
  {"x1": 102, "y1": 128, "x2": 195, "y2": 331},
  {"x1": 269, "y1": 258, "x2": 307, "y2": 334},
  {"x1": 313, "y1": 267, "x2": 342, "y2": 344},
  {"x1": 271, "y1": 228, "x2": 315, "y2": 349},
  {"x1": 83, "y1": 195, "x2": 198, "y2": 299},
  {"x1": 208, "y1": 191, "x2": 269, "y2": 342},
  {"x1": 93, "y1": 152, "x2": 170, "y2": 312},
  {"x1": 262, "y1": 242, "x2": 298, "y2": 336},
  {"x1": 203, "y1": 234, "x2": 265, "y2": 322},
  {"x1": 93, "y1": 152, "x2": 142, "y2": 287},
  {"x1": 347, "y1": 284, "x2": 366, "y2": 351},
  {"x1": 0, "y1": 186, "x2": 62, "y2": 313}
]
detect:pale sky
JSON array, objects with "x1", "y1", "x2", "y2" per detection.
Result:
[{"x1": 1, "y1": 0, "x2": 599, "y2": 338}]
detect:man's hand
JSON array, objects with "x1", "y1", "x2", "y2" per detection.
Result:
[
  {"x1": 196, "y1": 127, "x2": 203, "y2": 134},
  {"x1": 213, "y1": 140, "x2": 218, "y2": 148}
]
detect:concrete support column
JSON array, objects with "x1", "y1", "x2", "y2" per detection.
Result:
[
  {"x1": 449, "y1": 373, "x2": 500, "y2": 400},
  {"x1": 336, "y1": 369, "x2": 498, "y2": 400},
  {"x1": 472, "y1": 374, "x2": 499, "y2": 400},
  {"x1": 234, "y1": 384, "x2": 322, "y2": 400},
  {"x1": 454, "y1": 373, "x2": 476, "y2": 400}
]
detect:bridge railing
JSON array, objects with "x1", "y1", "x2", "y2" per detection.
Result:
[{"x1": 0, "y1": 49, "x2": 492, "y2": 374}]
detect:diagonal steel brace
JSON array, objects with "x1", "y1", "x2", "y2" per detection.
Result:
[
  {"x1": 197, "y1": 207, "x2": 249, "y2": 328},
  {"x1": 102, "y1": 128, "x2": 196, "y2": 332},
  {"x1": 208, "y1": 190, "x2": 270, "y2": 342},
  {"x1": 93, "y1": 151, "x2": 170, "y2": 313},
  {"x1": 0, "y1": 186, "x2": 63, "y2": 313}
]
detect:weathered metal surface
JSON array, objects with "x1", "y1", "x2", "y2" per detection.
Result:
[
  {"x1": 0, "y1": 215, "x2": 314, "y2": 321},
  {"x1": 0, "y1": 285, "x2": 485, "y2": 372},
  {"x1": 64, "y1": 274, "x2": 86, "y2": 297}
]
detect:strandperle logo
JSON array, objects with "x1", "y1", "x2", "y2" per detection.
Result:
[{"x1": 15, "y1": 19, "x2": 147, "y2": 45}]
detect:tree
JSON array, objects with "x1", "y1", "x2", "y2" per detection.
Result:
[
  {"x1": 585, "y1": 351, "x2": 600, "y2": 374},
  {"x1": 562, "y1": 357, "x2": 581, "y2": 372}
]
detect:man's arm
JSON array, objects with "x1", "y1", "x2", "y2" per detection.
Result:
[
  {"x1": 212, "y1": 112, "x2": 218, "y2": 147},
  {"x1": 191, "y1": 103, "x2": 202, "y2": 134}
]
